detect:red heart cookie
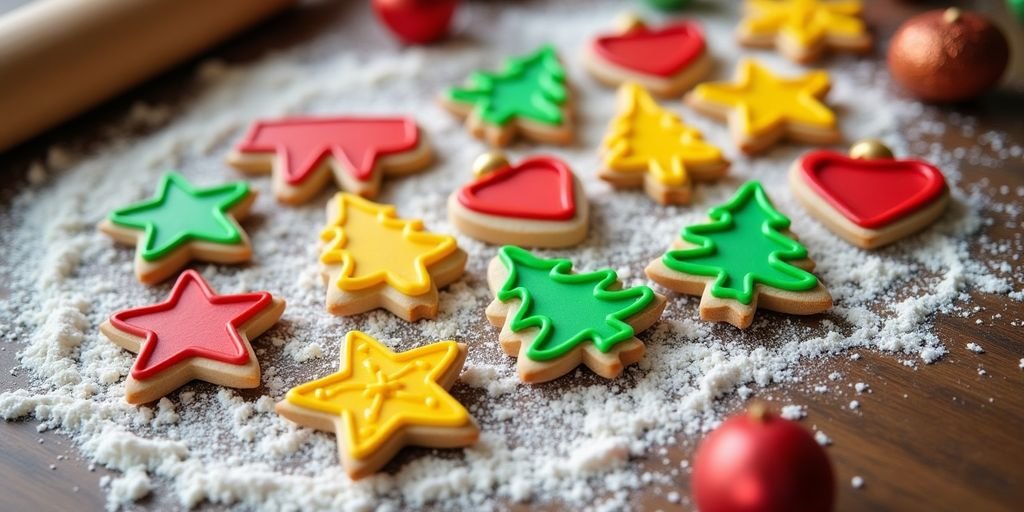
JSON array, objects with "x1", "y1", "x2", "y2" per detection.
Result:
[
  {"x1": 456, "y1": 156, "x2": 575, "y2": 221},
  {"x1": 798, "y1": 150, "x2": 946, "y2": 229},
  {"x1": 592, "y1": 21, "x2": 705, "y2": 78}
]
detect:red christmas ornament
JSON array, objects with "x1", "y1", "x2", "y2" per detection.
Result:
[
  {"x1": 887, "y1": 8, "x2": 1009, "y2": 102},
  {"x1": 372, "y1": 0, "x2": 458, "y2": 45},
  {"x1": 692, "y1": 406, "x2": 835, "y2": 512}
]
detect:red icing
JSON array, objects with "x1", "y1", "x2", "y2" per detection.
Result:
[
  {"x1": 235, "y1": 117, "x2": 420, "y2": 185},
  {"x1": 799, "y1": 150, "x2": 947, "y2": 229},
  {"x1": 591, "y1": 21, "x2": 706, "y2": 78},
  {"x1": 109, "y1": 270, "x2": 273, "y2": 380},
  {"x1": 457, "y1": 156, "x2": 576, "y2": 221}
]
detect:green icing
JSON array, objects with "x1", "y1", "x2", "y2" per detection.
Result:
[
  {"x1": 496, "y1": 246, "x2": 655, "y2": 362},
  {"x1": 662, "y1": 181, "x2": 818, "y2": 305},
  {"x1": 447, "y1": 45, "x2": 568, "y2": 127},
  {"x1": 108, "y1": 172, "x2": 249, "y2": 262},
  {"x1": 645, "y1": 0, "x2": 691, "y2": 10},
  {"x1": 1011, "y1": 0, "x2": 1024, "y2": 22}
]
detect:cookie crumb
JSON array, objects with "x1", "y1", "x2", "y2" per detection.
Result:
[{"x1": 27, "y1": 161, "x2": 48, "y2": 185}]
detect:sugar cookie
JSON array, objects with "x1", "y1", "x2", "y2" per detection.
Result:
[
  {"x1": 440, "y1": 45, "x2": 573, "y2": 147},
  {"x1": 100, "y1": 270, "x2": 285, "y2": 405},
  {"x1": 319, "y1": 193, "x2": 467, "y2": 321},
  {"x1": 486, "y1": 246, "x2": 667, "y2": 383},
  {"x1": 645, "y1": 181, "x2": 832, "y2": 329},
  {"x1": 448, "y1": 153, "x2": 589, "y2": 248},
  {"x1": 685, "y1": 59, "x2": 839, "y2": 155},
  {"x1": 276, "y1": 331, "x2": 478, "y2": 479},
  {"x1": 99, "y1": 172, "x2": 255, "y2": 285},
  {"x1": 790, "y1": 141, "x2": 950, "y2": 249},
  {"x1": 737, "y1": 0, "x2": 872, "y2": 64},
  {"x1": 227, "y1": 116, "x2": 432, "y2": 204},
  {"x1": 600, "y1": 82, "x2": 729, "y2": 205},
  {"x1": 584, "y1": 15, "x2": 712, "y2": 97}
]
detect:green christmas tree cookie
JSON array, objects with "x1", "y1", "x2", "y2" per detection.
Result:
[
  {"x1": 485, "y1": 246, "x2": 666, "y2": 383},
  {"x1": 99, "y1": 172, "x2": 256, "y2": 285},
  {"x1": 440, "y1": 45, "x2": 573, "y2": 147},
  {"x1": 645, "y1": 181, "x2": 832, "y2": 329}
]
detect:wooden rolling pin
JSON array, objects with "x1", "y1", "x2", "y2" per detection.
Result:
[{"x1": 0, "y1": 0, "x2": 296, "y2": 152}]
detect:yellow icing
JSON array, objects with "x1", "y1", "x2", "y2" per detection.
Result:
[
  {"x1": 285, "y1": 331, "x2": 470, "y2": 460},
  {"x1": 742, "y1": 0, "x2": 866, "y2": 48},
  {"x1": 320, "y1": 193, "x2": 458, "y2": 296},
  {"x1": 602, "y1": 83, "x2": 726, "y2": 187},
  {"x1": 690, "y1": 59, "x2": 835, "y2": 137}
]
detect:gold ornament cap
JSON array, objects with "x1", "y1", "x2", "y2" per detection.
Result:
[
  {"x1": 849, "y1": 139, "x2": 895, "y2": 160},
  {"x1": 472, "y1": 152, "x2": 510, "y2": 178},
  {"x1": 748, "y1": 402, "x2": 769, "y2": 423},
  {"x1": 615, "y1": 12, "x2": 647, "y2": 33},
  {"x1": 943, "y1": 7, "x2": 962, "y2": 23}
]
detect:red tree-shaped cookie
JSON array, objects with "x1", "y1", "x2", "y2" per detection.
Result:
[{"x1": 228, "y1": 116, "x2": 432, "y2": 204}]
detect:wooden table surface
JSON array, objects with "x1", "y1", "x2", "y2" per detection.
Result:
[{"x1": 1, "y1": 1, "x2": 1022, "y2": 511}]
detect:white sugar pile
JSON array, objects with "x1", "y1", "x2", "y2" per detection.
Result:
[{"x1": 1, "y1": 1, "x2": 1021, "y2": 510}]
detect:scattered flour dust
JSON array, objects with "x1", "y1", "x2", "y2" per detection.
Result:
[{"x1": 0, "y1": 1, "x2": 1021, "y2": 510}]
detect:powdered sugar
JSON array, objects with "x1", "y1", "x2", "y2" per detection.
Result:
[
  {"x1": 815, "y1": 430, "x2": 833, "y2": 446},
  {"x1": 0, "y1": 1, "x2": 1021, "y2": 510},
  {"x1": 851, "y1": 475, "x2": 865, "y2": 489},
  {"x1": 780, "y1": 404, "x2": 806, "y2": 420}
]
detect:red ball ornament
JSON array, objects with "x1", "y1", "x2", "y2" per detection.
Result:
[
  {"x1": 692, "y1": 406, "x2": 835, "y2": 512},
  {"x1": 887, "y1": 8, "x2": 1010, "y2": 102},
  {"x1": 372, "y1": 0, "x2": 458, "y2": 45}
]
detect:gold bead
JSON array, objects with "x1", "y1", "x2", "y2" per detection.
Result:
[
  {"x1": 748, "y1": 402, "x2": 768, "y2": 423},
  {"x1": 849, "y1": 139, "x2": 895, "y2": 160},
  {"x1": 615, "y1": 12, "x2": 646, "y2": 33},
  {"x1": 943, "y1": 7, "x2": 962, "y2": 24},
  {"x1": 472, "y1": 152, "x2": 510, "y2": 178}
]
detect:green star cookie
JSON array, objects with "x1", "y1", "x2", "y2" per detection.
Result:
[{"x1": 100, "y1": 172, "x2": 256, "y2": 284}]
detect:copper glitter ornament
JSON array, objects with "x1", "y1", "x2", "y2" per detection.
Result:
[{"x1": 887, "y1": 8, "x2": 1010, "y2": 102}]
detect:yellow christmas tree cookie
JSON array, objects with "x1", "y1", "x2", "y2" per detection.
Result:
[
  {"x1": 319, "y1": 193, "x2": 467, "y2": 321},
  {"x1": 600, "y1": 82, "x2": 729, "y2": 204}
]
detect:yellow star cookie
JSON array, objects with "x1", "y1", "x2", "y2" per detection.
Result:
[
  {"x1": 600, "y1": 83, "x2": 729, "y2": 205},
  {"x1": 276, "y1": 331, "x2": 478, "y2": 479},
  {"x1": 319, "y1": 193, "x2": 468, "y2": 321},
  {"x1": 685, "y1": 59, "x2": 839, "y2": 155},
  {"x1": 738, "y1": 0, "x2": 872, "y2": 63}
]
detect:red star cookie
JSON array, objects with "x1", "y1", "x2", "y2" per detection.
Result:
[
  {"x1": 227, "y1": 116, "x2": 433, "y2": 204},
  {"x1": 100, "y1": 270, "x2": 286, "y2": 404}
]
